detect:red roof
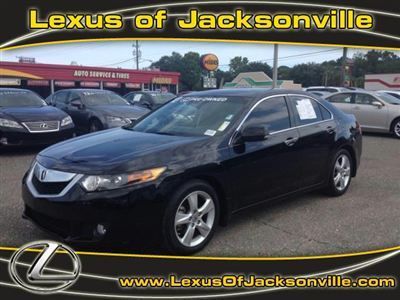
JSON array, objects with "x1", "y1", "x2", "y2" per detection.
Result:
[{"x1": 0, "y1": 61, "x2": 180, "y2": 85}]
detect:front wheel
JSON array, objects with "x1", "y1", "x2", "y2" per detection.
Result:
[
  {"x1": 89, "y1": 119, "x2": 103, "y2": 133},
  {"x1": 162, "y1": 180, "x2": 219, "y2": 255},
  {"x1": 392, "y1": 119, "x2": 400, "y2": 139},
  {"x1": 325, "y1": 149, "x2": 353, "y2": 196}
]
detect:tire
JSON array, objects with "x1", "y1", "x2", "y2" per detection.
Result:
[
  {"x1": 325, "y1": 149, "x2": 353, "y2": 197},
  {"x1": 162, "y1": 180, "x2": 220, "y2": 255},
  {"x1": 391, "y1": 118, "x2": 400, "y2": 139},
  {"x1": 89, "y1": 119, "x2": 103, "y2": 133}
]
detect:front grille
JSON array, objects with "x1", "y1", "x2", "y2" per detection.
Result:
[
  {"x1": 32, "y1": 175, "x2": 70, "y2": 195},
  {"x1": 23, "y1": 121, "x2": 60, "y2": 132}
]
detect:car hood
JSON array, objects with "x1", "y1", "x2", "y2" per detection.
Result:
[
  {"x1": 37, "y1": 128, "x2": 214, "y2": 174},
  {"x1": 91, "y1": 105, "x2": 149, "y2": 119},
  {"x1": 0, "y1": 106, "x2": 68, "y2": 122}
]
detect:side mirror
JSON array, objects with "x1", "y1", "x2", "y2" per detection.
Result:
[
  {"x1": 372, "y1": 101, "x2": 383, "y2": 108},
  {"x1": 141, "y1": 102, "x2": 152, "y2": 109},
  {"x1": 241, "y1": 125, "x2": 269, "y2": 142},
  {"x1": 70, "y1": 99, "x2": 84, "y2": 109}
]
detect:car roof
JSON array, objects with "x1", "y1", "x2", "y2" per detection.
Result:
[
  {"x1": 183, "y1": 88, "x2": 311, "y2": 100},
  {"x1": 55, "y1": 89, "x2": 114, "y2": 93},
  {"x1": 0, "y1": 88, "x2": 32, "y2": 92}
]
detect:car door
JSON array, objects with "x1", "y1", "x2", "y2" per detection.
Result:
[
  {"x1": 66, "y1": 92, "x2": 88, "y2": 132},
  {"x1": 226, "y1": 95, "x2": 302, "y2": 209},
  {"x1": 352, "y1": 93, "x2": 388, "y2": 130},
  {"x1": 287, "y1": 95, "x2": 337, "y2": 188}
]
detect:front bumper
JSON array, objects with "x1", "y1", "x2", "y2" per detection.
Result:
[
  {"x1": 22, "y1": 175, "x2": 166, "y2": 243},
  {"x1": 0, "y1": 127, "x2": 75, "y2": 146}
]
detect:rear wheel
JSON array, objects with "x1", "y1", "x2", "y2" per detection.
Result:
[
  {"x1": 325, "y1": 149, "x2": 353, "y2": 196},
  {"x1": 89, "y1": 119, "x2": 103, "y2": 133},
  {"x1": 162, "y1": 180, "x2": 219, "y2": 254},
  {"x1": 392, "y1": 118, "x2": 400, "y2": 139}
]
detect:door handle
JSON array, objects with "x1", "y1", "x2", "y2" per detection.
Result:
[
  {"x1": 354, "y1": 106, "x2": 361, "y2": 110},
  {"x1": 326, "y1": 126, "x2": 336, "y2": 134},
  {"x1": 284, "y1": 137, "x2": 299, "y2": 147}
]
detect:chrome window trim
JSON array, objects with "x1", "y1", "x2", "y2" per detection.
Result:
[
  {"x1": 229, "y1": 93, "x2": 334, "y2": 146},
  {"x1": 27, "y1": 162, "x2": 83, "y2": 198}
]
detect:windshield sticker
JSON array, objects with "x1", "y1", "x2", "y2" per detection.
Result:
[
  {"x1": 180, "y1": 97, "x2": 228, "y2": 103},
  {"x1": 225, "y1": 114, "x2": 234, "y2": 120},
  {"x1": 296, "y1": 99, "x2": 317, "y2": 120},
  {"x1": 204, "y1": 129, "x2": 217, "y2": 136},
  {"x1": 83, "y1": 91, "x2": 106, "y2": 96},
  {"x1": 218, "y1": 121, "x2": 230, "y2": 131}
]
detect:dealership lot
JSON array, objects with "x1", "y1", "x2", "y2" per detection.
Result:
[{"x1": 0, "y1": 134, "x2": 399, "y2": 257}]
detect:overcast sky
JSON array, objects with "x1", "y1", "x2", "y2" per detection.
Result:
[{"x1": 1, "y1": 41, "x2": 398, "y2": 71}]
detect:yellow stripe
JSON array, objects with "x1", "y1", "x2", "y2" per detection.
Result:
[
  {"x1": 1, "y1": 37, "x2": 400, "y2": 52},
  {"x1": 0, "y1": 245, "x2": 399, "y2": 260}
]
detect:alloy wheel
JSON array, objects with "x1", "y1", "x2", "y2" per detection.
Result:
[
  {"x1": 394, "y1": 121, "x2": 400, "y2": 138},
  {"x1": 174, "y1": 191, "x2": 216, "y2": 248},
  {"x1": 333, "y1": 154, "x2": 351, "y2": 192}
]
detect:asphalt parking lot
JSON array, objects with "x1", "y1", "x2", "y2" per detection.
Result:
[{"x1": 0, "y1": 134, "x2": 399, "y2": 257}]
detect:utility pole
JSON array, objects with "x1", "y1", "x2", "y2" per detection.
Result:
[
  {"x1": 272, "y1": 44, "x2": 279, "y2": 88},
  {"x1": 340, "y1": 47, "x2": 348, "y2": 87},
  {"x1": 133, "y1": 41, "x2": 141, "y2": 70}
]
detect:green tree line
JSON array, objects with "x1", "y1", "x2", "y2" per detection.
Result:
[{"x1": 150, "y1": 50, "x2": 400, "y2": 91}]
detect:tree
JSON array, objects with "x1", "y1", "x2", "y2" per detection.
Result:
[
  {"x1": 288, "y1": 63, "x2": 325, "y2": 87},
  {"x1": 150, "y1": 51, "x2": 202, "y2": 91},
  {"x1": 229, "y1": 56, "x2": 249, "y2": 74}
]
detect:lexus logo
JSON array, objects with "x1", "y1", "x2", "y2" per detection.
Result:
[
  {"x1": 39, "y1": 123, "x2": 48, "y2": 129},
  {"x1": 9, "y1": 241, "x2": 81, "y2": 294}
]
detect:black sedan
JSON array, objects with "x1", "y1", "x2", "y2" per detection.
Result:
[
  {"x1": 22, "y1": 89, "x2": 362, "y2": 254},
  {"x1": 0, "y1": 88, "x2": 74, "y2": 147},
  {"x1": 47, "y1": 89, "x2": 150, "y2": 133},
  {"x1": 123, "y1": 91, "x2": 176, "y2": 110}
]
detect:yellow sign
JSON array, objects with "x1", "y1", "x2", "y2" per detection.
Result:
[{"x1": 201, "y1": 54, "x2": 219, "y2": 71}]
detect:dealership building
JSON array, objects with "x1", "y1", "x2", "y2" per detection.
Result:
[{"x1": 0, "y1": 61, "x2": 180, "y2": 98}]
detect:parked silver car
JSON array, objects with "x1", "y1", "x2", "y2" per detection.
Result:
[
  {"x1": 378, "y1": 90, "x2": 400, "y2": 100},
  {"x1": 325, "y1": 91, "x2": 400, "y2": 138}
]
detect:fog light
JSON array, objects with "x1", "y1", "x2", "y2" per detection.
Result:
[
  {"x1": 96, "y1": 224, "x2": 107, "y2": 236},
  {"x1": 0, "y1": 137, "x2": 8, "y2": 145}
]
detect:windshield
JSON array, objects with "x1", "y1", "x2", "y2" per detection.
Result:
[
  {"x1": 130, "y1": 96, "x2": 249, "y2": 137},
  {"x1": 375, "y1": 92, "x2": 400, "y2": 105},
  {"x1": 150, "y1": 93, "x2": 176, "y2": 104},
  {"x1": 82, "y1": 91, "x2": 129, "y2": 106},
  {"x1": 0, "y1": 90, "x2": 46, "y2": 107}
]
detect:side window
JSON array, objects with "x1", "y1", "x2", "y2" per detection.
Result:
[
  {"x1": 289, "y1": 96, "x2": 323, "y2": 126},
  {"x1": 319, "y1": 104, "x2": 332, "y2": 120},
  {"x1": 244, "y1": 96, "x2": 291, "y2": 133},
  {"x1": 53, "y1": 92, "x2": 68, "y2": 105},
  {"x1": 328, "y1": 93, "x2": 352, "y2": 104},
  {"x1": 354, "y1": 93, "x2": 378, "y2": 105},
  {"x1": 67, "y1": 92, "x2": 81, "y2": 104}
]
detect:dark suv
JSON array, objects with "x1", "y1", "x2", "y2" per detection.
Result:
[{"x1": 47, "y1": 89, "x2": 150, "y2": 133}]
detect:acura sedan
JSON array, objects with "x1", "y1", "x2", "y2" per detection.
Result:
[
  {"x1": 47, "y1": 89, "x2": 150, "y2": 133},
  {"x1": 22, "y1": 89, "x2": 362, "y2": 254},
  {"x1": 325, "y1": 91, "x2": 400, "y2": 138},
  {"x1": 0, "y1": 88, "x2": 74, "y2": 147}
]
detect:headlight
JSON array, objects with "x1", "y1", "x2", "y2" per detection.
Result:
[
  {"x1": 0, "y1": 118, "x2": 23, "y2": 129},
  {"x1": 61, "y1": 116, "x2": 73, "y2": 127},
  {"x1": 80, "y1": 167, "x2": 166, "y2": 192},
  {"x1": 106, "y1": 116, "x2": 131, "y2": 127}
]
